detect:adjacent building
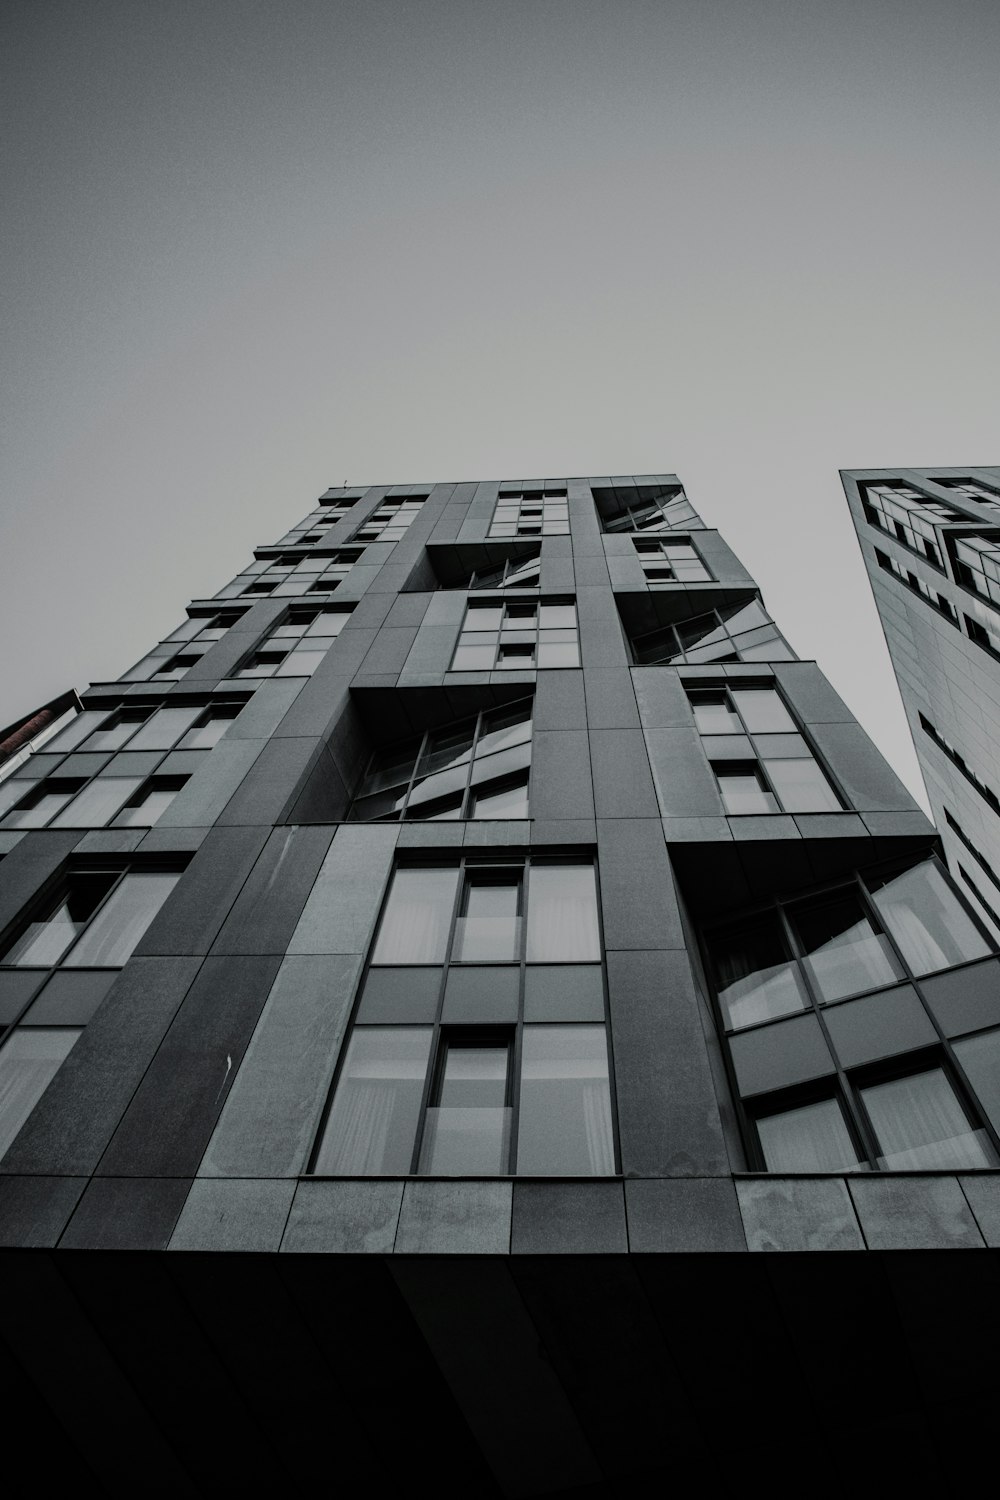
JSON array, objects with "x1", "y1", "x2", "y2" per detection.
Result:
[
  {"x1": 842, "y1": 466, "x2": 1000, "y2": 940},
  {"x1": 1, "y1": 473, "x2": 999, "y2": 1494}
]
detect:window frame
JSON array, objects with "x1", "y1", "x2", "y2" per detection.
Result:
[
  {"x1": 309, "y1": 853, "x2": 619, "y2": 1178},
  {"x1": 450, "y1": 595, "x2": 580, "y2": 672}
]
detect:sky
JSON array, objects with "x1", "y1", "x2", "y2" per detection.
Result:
[{"x1": 2, "y1": 0, "x2": 999, "y2": 807}]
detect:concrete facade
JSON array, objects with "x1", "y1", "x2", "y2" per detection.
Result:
[{"x1": 2, "y1": 473, "x2": 1000, "y2": 1493}]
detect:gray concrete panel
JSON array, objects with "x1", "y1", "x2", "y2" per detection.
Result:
[
  {"x1": 169, "y1": 1178, "x2": 295, "y2": 1251},
  {"x1": 631, "y1": 668, "x2": 696, "y2": 729},
  {"x1": 849, "y1": 1175, "x2": 984, "y2": 1249},
  {"x1": 809, "y1": 721, "x2": 920, "y2": 812},
  {"x1": 0, "y1": 1175, "x2": 87, "y2": 1247},
  {"x1": 281, "y1": 1179, "x2": 404, "y2": 1253},
  {"x1": 920, "y1": 958, "x2": 1000, "y2": 1037},
  {"x1": 596, "y1": 817, "x2": 683, "y2": 950},
  {"x1": 395, "y1": 1181, "x2": 512, "y2": 1254},
  {"x1": 60, "y1": 1177, "x2": 192, "y2": 1250},
  {"x1": 96, "y1": 954, "x2": 282, "y2": 1178},
  {"x1": 154, "y1": 737, "x2": 264, "y2": 827},
  {"x1": 625, "y1": 1177, "x2": 747, "y2": 1252},
  {"x1": 216, "y1": 736, "x2": 320, "y2": 825},
  {"x1": 211, "y1": 825, "x2": 334, "y2": 954},
  {"x1": 531, "y1": 730, "x2": 594, "y2": 820},
  {"x1": 589, "y1": 729, "x2": 659, "y2": 819},
  {"x1": 645, "y1": 728, "x2": 726, "y2": 817},
  {"x1": 0, "y1": 957, "x2": 202, "y2": 1177},
  {"x1": 583, "y1": 668, "x2": 639, "y2": 730},
  {"x1": 199, "y1": 952, "x2": 361, "y2": 1178},
  {"x1": 511, "y1": 1181, "x2": 627, "y2": 1253},
  {"x1": 607, "y1": 949, "x2": 729, "y2": 1176},
  {"x1": 136, "y1": 825, "x2": 270, "y2": 956},
  {"x1": 737, "y1": 1178, "x2": 864, "y2": 1251},
  {"x1": 0, "y1": 831, "x2": 80, "y2": 942},
  {"x1": 771, "y1": 662, "x2": 855, "y2": 723},
  {"x1": 223, "y1": 678, "x2": 304, "y2": 739},
  {"x1": 288, "y1": 824, "x2": 399, "y2": 954},
  {"x1": 533, "y1": 668, "x2": 586, "y2": 730}
]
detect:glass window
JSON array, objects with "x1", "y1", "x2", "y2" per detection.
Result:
[
  {"x1": 313, "y1": 1028, "x2": 433, "y2": 1174},
  {"x1": 126, "y1": 704, "x2": 204, "y2": 751},
  {"x1": 81, "y1": 710, "x2": 153, "y2": 750},
  {"x1": 715, "y1": 764, "x2": 778, "y2": 815},
  {"x1": 861, "y1": 1068, "x2": 996, "y2": 1170},
  {"x1": 471, "y1": 776, "x2": 529, "y2": 819},
  {"x1": 2, "y1": 780, "x2": 85, "y2": 829},
  {"x1": 50, "y1": 777, "x2": 143, "y2": 828},
  {"x1": 516, "y1": 1026, "x2": 614, "y2": 1174},
  {"x1": 0, "y1": 1028, "x2": 82, "y2": 1158},
  {"x1": 954, "y1": 1031, "x2": 1000, "y2": 1141},
  {"x1": 63, "y1": 871, "x2": 181, "y2": 967},
  {"x1": 112, "y1": 779, "x2": 186, "y2": 828},
  {"x1": 764, "y1": 758, "x2": 841, "y2": 813},
  {"x1": 756, "y1": 1097, "x2": 861, "y2": 1173},
  {"x1": 790, "y1": 891, "x2": 903, "y2": 1002},
  {"x1": 526, "y1": 863, "x2": 601, "y2": 962},
  {"x1": 44, "y1": 711, "x2": 109, "y2": 752},
  {"x1": 710, "y1": 915, "x2": 808, "y2": 1030},
  {"x1": 418, "y1": 1038, "x2": 512, "y2": 1174},
  {"x1": 730, "y1": 689, "x2": 795, "y2": 734},
  {"x1": 454, "y1": 875, "x2": 521, "y2": 962},
  {"x1": 2, "y1": 874, "x2": 119, "y2": 967},
  {"x1": 476, "y1": 702, "x2": 532, "y2": 758},
  {"x1": 868, "y1": 861, "x2": 991, "y2": 976},
  {"x1": 371, "y1": 867, "x2": 460, "y2": 965},
  {"x1": 177, "y1": 704, "x2": 242, "y2": 749},
  {"x1": 690, "y1": 694, "x2": 740, "y2": 734}
]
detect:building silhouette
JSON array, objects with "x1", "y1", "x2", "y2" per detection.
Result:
[{"x1": 1, "y1": 473, "x2": 999, "y2": 1494}]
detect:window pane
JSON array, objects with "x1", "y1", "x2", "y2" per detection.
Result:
[
  {"x1": 371, "y1": 867, "x2": 460, "y2": 965},
  {"x1": 716, "y1": 767, "x2": 778, "y2": 815},
  {"x1": 861, "y1": 1069, "x2": 996, "y2": 1170},
  {"x1": 526, "y1": 863, "x2": 600, "y2": 962},
  {"x1": 765, "y1": 758, "x2": 841, "y2": 813},
  {"x1": 0, "y1": 1028, "x2": 81, "y2": 1158},
  {"x1": 454, "y1": 878, "x2": 521, "y2": 962},
  {"x1": 177, "y1": 708, "x2": 241, "y2": 749},
  {"x1": 691, "y1": 696, "x2": 740, "y2": 734},
  {"x1": 81, "y1": 713, "x2": 150, "y2": 751},
  {"x1": 451, "y1": 645, "x2": 495, "y2": 672},
  {"x1": 868, "y1": 861, "x2": 991, "y2": 976},
  {"x1": 476, "y1": 701, "x2": 532, "y2": 758},
  {"x1": 51, "y1": 777, "x2": 143, "y2": 828},
  {"x1": 64, "y1": 871, "x2": 181, "y2": 967},
  {"x1": 314, "y1": 1027, "x2": 432, "y2": 1174},
  {"x1": 536, "y1": 641, "x2": 579, "y2": 668},
  {"x1": 44, "y1": 711, "x2": 109, "y2": 752},
  {"x1": 471, "y1": 777, "x2": 529, "y2": 819},
  {"x1": 757, "y1": 1098, "x2": 861, "y2": 1172},
  {"x1": 710, "y1": 915, "x2": 808, "y2": 1029},
  {"x1": 2, "y1": 874, "x2": 118, "y2": 967},
  {"x1": 791, "y1": 892, "x2": 903, "y2": 1002},
  {"x1": 2, "y1": 783, "x2": 83, "y2": 829},
  {"x1": 419, "y1": 1043, "x2": 511, "y2": 1173},
  {"x1": 954, "y1": 1031, "x2": 1000, "y2": 1141},
  {"x1": 127, "y1": 704, "x2": 203, "y2": 751},
  {"x1": 516, "y1": 1026, "x2": 614, "y2": 1174},
  {"x1": 730, "y1": 689, "x2": 795, "y2": 733},
  {"x1": 112, "y1": 783, "x2": 183, "y2": 828},
  {"x1": 416, "y1": 724, "x2": 475, "y2": 778}
]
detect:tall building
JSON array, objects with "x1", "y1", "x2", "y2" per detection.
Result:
[
  {"x1": 2, "y1": 473, "x2": 1000, "y2": 1493},
  {"x1": 842, "y1": 466, "x2": 1000, "y2": 940}
]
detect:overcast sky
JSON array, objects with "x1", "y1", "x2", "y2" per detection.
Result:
[{"x1": 3, "y1": 0, "x2": 999, "y2": 806}]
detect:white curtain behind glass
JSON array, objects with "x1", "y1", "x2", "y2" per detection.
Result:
[
  {"x1": 372, "y1": 868, "x2": 459, "y2": 964},
  {"x1": 526, "y1": 865, "x2": 600, "y2": 962}
]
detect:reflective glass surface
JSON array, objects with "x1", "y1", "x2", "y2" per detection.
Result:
[{"x1": 314, "y1": 1027, "x2": 433, "y2": 1174}]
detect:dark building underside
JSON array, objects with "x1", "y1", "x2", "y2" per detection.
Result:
[{"x1": 3, "y1": 1247, "x2": 998, "y2": 1497}]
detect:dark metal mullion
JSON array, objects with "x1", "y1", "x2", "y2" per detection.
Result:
[
  {"x1": 399, "y1": 730, "x2": 430, "y2": 820},
  {"x1": 507, "y1": 860, "x2": 529, "y2": 1175},
  {"x1": 777, "y1": 896, "x2": 879, "y2": 1168},
  {"x1": 460, "y1": 711, "x2": 484, "y2": 819},
  {"x1": 591, "y1": 858, "x2": 622, "y2": 1175},
  {"x1": 409, "y1": 854, "x2": 468, "y2": 1174}
]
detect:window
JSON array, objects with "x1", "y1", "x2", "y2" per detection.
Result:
[
  {"x1": 705, "y1": 856, "x2": 991, "y2": 1034},
  {"x1": 930, "y1": 477, "x2": 1000, "y2": 509},
  {"x1": 237, "y1": 547, "x2": 362, "y2": 598},
  {"x1": 353, "y1": 495, "x2": 427, "y2": 543},
  {"x1": 233, "y1": 608, "x2": 350, "y2": 678},
  {"x1": 0, "y1": 865, "x2": 183, "y2": 1158},
  {"x1": 755, "y1": 1095, "x2": 862, "y2": 1173},
  {"x1": 451, "y1": 598, "x2": 579, "y2": 671},
  {"x1": 111, "y1": 776, "x2": 189, "y2": 828},
  {"x1": 875, "y1": 548, "x2": 958, "y2": 624},
  {"x1": 918, "y1": 713, "x2": 1000, "y2": 816},
  {"x1": 312, "y1": 857, "x2": 614, "y2": 1177},
  {"x1": 943, "y1": 809, "x2": 1000, "y2": 907},
  {"x1": 629, "y1": 599, "x2": 794, "y2": 665},
  {"x1": 953, "y1": 534, "x2": 1000, "y2": 615},
  {"x1": 601, "y1": 493, "x2": 702, "y2": 534},
  {"x1": 165, "y1": 609, "x2": 247, "y2": 645},
  {"x1": 466, "y1": 548, "x2": 541, "y2": 591},
  {"x1": 46, "y1": 699, "x2": 247, "y2": 756},
  {"x1": 349, "y1": 699, "x2": 532, "y2": 822},
  {"x1": 592, "y1": 482, "x2": 704, "y2": 534},
  {"x1": 688, "y1": 685, "x2": 841, "y2": 814},
  {"x1": 859, "y1": 1065, "x2": 995, "y2": 1170},
  {"x1": 489, "y1": 489, "x2": 568, "y2": 538},
  {"x1": 634, "y1": 536, "x2": 711, "y2": 584},
  {"x1": 861, "y1": 484, "x2": 960, "y2": 568}
]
